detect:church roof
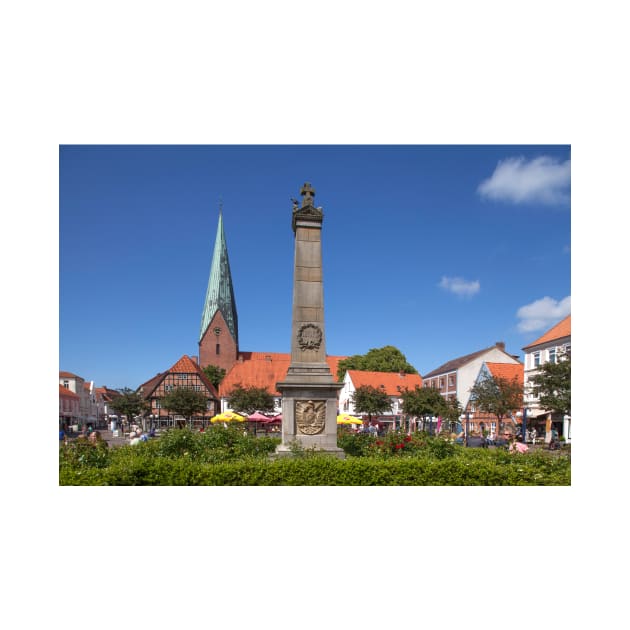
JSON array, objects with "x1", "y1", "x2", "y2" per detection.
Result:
[
  {"x1": 219, "y1": 352, "x2": 347, "y2": 398},
  {"x1": 199, "y1": 211, "x2": 238, "y2": 344}
]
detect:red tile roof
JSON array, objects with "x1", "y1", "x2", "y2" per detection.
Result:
[
  {"x1": 423, "y1": 343, "x2": 515, "y2": 378},
  {"x1": 219, "y1": 352, "x2": 347, "y2": 397},
  {"x1": 486, "y1": 362, "x2": 523, "y2": 383},
  {"x1": 137, "y1": 355, "x2": 219, "y2": 399},
  {"x1": 59, "y1": 371, "x2": 82, "y2": 379},
  {"x1": 59, "y1": 384, "x2": 79, "y2": 398},
  {"x1": 347, "y1": 370, "x2": 423, "y2": 395},
  {"x1": 523, "y1": 315, "x2": 571, "y2": 349}
]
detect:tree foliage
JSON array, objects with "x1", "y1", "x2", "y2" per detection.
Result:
[
  {"x1": 109, "y1": 388, "x2": 150, "y2": 421},
  {"x1": 161, "y1": 387, "x2": 209, "y2": 421},
  {"x1": 399, "y1": 386, "x2": 447, "y2": 418},
  {"x1": 531, "y1": 355, "x2": 571, "y2": 415},
  {"x1": 336, "y1": 345, "x2": 418, "y2": 381},
  {"x1": 226, "y1": 384, "x2": 275, "y2": 415},
  {"x1": 202, "y1": 364, "x2": 226, "y2": 389},
  {"x1": 351, "y1": 385, "x2": 392, "y2": 422},
  {"x1": 469, "y1": 375, "x2": 524, "y2": 434}
]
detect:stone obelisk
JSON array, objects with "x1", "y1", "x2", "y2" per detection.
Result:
[{"x1": 275, "y1": 183, "x2": 344, "y2": 456}]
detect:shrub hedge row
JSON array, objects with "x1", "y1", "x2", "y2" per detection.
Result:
[{"x1": 60, "y1": 449, "x2": 570, "y2": 486}]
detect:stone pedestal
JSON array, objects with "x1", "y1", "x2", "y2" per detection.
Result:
[{"x1": 275, "y1": 183, "x2": 344, "y2": 458}]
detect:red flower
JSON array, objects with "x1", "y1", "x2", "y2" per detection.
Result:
[
  {"x1": 395, "y1": 443, "x2": 404, "y2": 449},
  {"x1": 376, "y1": 440, "x2": 383, "y2": 446},
  {"x1": 404, "y1": 436, "x2": 412, "y2": 442}
]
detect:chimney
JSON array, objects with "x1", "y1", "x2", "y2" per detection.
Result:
[
  {"x1": 399, "y1": 371, "x2": 405, "y2": 378},
  {"x1": 496, "y1": 341, "x2": 505, "y2": 351},
  {"x1": 191, "y1": 355, "x2": 198, "y2": 365},
  {"x1": 265, "y1": 355, "x2": 272, "y2": 362}
]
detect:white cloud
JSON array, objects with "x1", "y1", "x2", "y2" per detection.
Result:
[
  {"x1": 478, "y1": 156, "x2": 571, "y2": 205},
  {"x1": 516, "y1": 296, "x2": 571, "y2": 332},
  {"x1": 439, "y1": 276, "x2": 480, "y2": 297}
]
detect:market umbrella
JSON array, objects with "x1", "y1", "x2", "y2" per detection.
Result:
[
  {"x1": 210, "y1": 410, "x2": 246, "y2": 423},
  {"x1": 337, "y1": 414, "x2": 363, "y2": 425},
  {"x1": 247, "y1": 411, "x2": 273, "y2": 422},
  {"x1": 267, "y1": 414, "x2": 282, "y2": 423}
]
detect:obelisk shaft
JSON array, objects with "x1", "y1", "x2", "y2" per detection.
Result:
[{"x1": 275, "y1": 183, "x2": 344, "y2": 456}]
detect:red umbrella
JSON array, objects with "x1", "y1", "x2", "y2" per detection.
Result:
[
  {"x1": 247, "y1": 411, "x2": 272, "y2": 421},
  {"x1": 264, "y1": 414, "x2": 282, "y2": 423}
]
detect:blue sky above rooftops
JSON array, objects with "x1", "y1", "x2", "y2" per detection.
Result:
[{"x1": 59, "y1": 145, "x2": 570, "y2": 390}]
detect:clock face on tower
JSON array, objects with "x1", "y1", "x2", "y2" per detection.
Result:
[{"x1": 213, "y1": 327, "x2": 222, "y2": 336}]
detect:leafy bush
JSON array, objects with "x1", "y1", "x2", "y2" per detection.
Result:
[
  {"x1": 60, "y1": 449, "x2": 570, "y2": 486},
  {"x1": 59, "y1": 426, "x2": 570, "y2": 486}
]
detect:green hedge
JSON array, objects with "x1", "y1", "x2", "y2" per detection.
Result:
[{"x1": 60, "y1": 450, "x2": 570, "y2": 486}]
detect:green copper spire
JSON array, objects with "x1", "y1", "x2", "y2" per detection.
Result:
[{"x1": 199, "y1": 208, "x2": 238, "y2": 343}]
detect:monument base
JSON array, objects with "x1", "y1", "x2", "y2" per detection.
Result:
[{"x1": 275, "y1": 379, "x2": 344, "y2": 459}]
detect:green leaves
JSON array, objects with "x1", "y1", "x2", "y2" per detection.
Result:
[
  {"x1": 161, "y1": 387, "x2": 209, "y2": 420},
  {"x1": 109, "y1": 387, "x2": 150, "y2": 421},
  {"x1": 351, "y1": 385, "x2": 392, "y2": 418},
  {"x1": 399, "y1": 385, "x2": 446, "y2": 418},
  {"x1": 336, "y1": 346, "x2": 418, "y2": 381},
  {"x1": 530, "y1": 356, "x2": 571, "y2": 415},
  {"x1": 202, "y1": 364, "x2": 227, "y2": 389},
  {"x1": 226, "y1": 384, "x2": 275, "y2": 415}
]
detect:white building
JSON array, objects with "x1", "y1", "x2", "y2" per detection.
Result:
[
  {"x1": 422, "y1": 342, "x2": 521, "y2": 410},
  {"x1": 522, "y1": 315, "x2": 571, "y2": 442}
]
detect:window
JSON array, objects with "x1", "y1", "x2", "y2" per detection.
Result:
[
  {"x1": 177, "y1": 374, "x2": 188, "y2": 380},
  {"x1": 439, "y1": 378, "x2": 445, "y2": 389},
  {"x1": 448, "y1": 375, "x2": 455, "y2": 388},
  {"x1": 216, "y1": 343, "x2": 220, "y2": 355},
  {"x1": 549, "y1": 347, "x2": 557, "y2": 364},
  {"x1": 63, "y1": 380, "x2": 69, "y2": 388},
  {"x1": 194, "y1": 385, "x2": 201, "y2": 392},
  {"x1": 533, "y1": 352, "x2": 541, "y2": 367}
]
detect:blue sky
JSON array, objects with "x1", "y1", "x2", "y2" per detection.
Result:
[{"x1": 60, "y1": 145, "x2": 570, "y2": 389}]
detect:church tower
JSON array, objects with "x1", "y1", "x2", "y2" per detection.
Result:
[{"x1": 199, "y1": 208, "x2": 239, "y2": 372}]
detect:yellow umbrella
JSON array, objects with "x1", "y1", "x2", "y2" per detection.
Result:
[
  {"x1": 210, "y1": 410, "x2": 246, "y2": 423},
  {"x1": 337, "y1": 414, "x2": 363, "y2": 425}
]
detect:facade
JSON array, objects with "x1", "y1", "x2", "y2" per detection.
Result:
[
  {"x1": 137, "y1": 354, "x2": 220, "y2": 428},
  {"x1": 522, "y1": 314, "x2": 571, "y2": 442},
  {"x1": 94, "y1": 386, "x2": 121, "y2": 427},
  {"x1": 59, "y1": 384, "x2": 80, "y2": 428},
  {"x1": 339, "y1": 370, "x2": 424, "y2": 430},
  {"x1": 422, "y1": 342, "x2": 521, "y2": 410},
  {"x1": 59, "y1": 371, "x2": 92, "y2": 427}
]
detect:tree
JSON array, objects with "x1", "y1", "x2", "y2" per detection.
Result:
[
  {"x1": 336, "y1": 345, "x2": 418, "y2": 381},
  {"x1": 109, "y1": 387, "x2": 150, "y2": 424},
  {"x1": 530, "y1": 354, "x2": 571, "y2": 415},
  {"x1": 468, "y1": 375, "x2": 524, "y2": 435},
  {"x1": 202, "y1": 364, "x2": 226, "y2": 390},
  {"x1": 226, "y1": 384, "x2": 275, "y2": 415},
  {"x1": 351, "y1": 385, "x2": 392, "y2": 424},
  {"x1": 161, "y1": 387, "x2": 209, "y2": 427},
  {"x1": 399, "y1": 386, "x2": 447, "y2": 431},
  {"x1": 441, "y1": 396, "x2": 463, "y2": 433}
]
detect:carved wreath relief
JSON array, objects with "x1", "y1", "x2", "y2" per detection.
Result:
[
  {"x1": 297, "y1": 324, "x2": 323, "y2": 350},
  {"x1": 295, "y1": 400, "x2": 326, "y2": 435}
]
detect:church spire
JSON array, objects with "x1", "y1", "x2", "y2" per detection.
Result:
[{"x1": 199, "y1": 209, "x2": 238, "y2": 345}]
